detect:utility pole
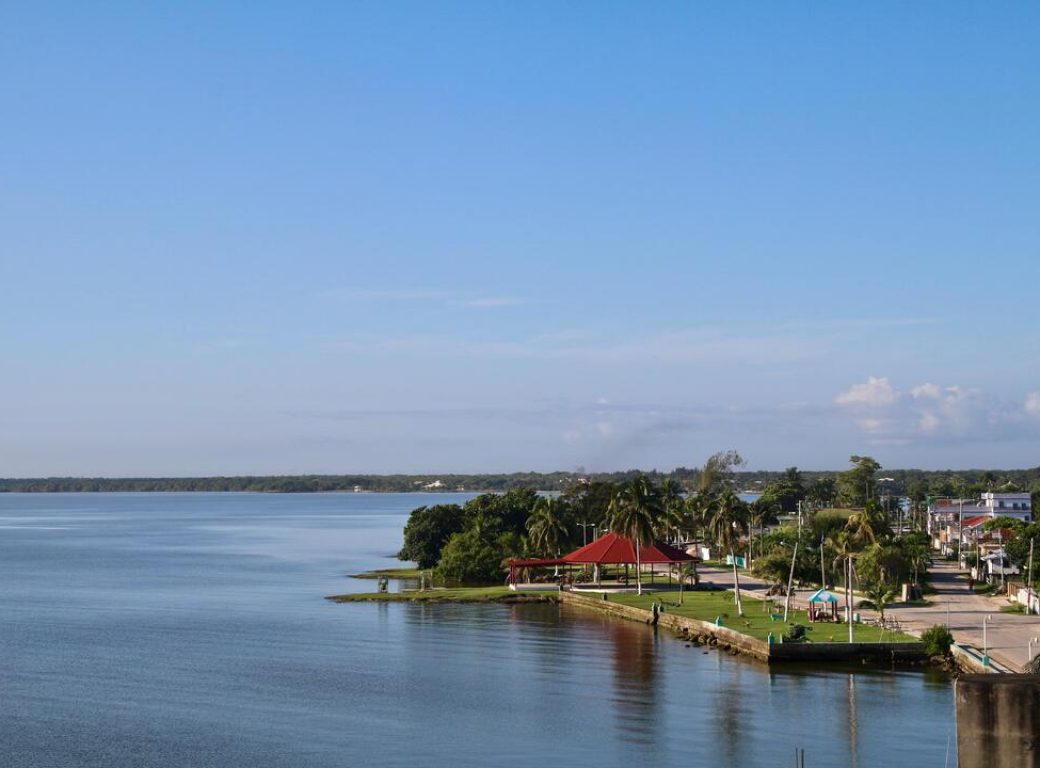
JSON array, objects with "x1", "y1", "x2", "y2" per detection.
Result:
[
  {"x1": 820, "y1": 533, "x2": 826, "y2": 588},
  {"x1": 1028, "y1": 538, "x2": 1035, "y2": 614},
  {"x1": 847, "y1": 557, "x2": 855, "y2": 642},
  {"x1": 957, "y1": 498, "x2": 964, "y2": 565},
  {"x1": 783, "y1": 540, "x2": 799, "y2": 622}
]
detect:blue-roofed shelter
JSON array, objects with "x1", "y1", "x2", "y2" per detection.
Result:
[{"x1": 807, "y1": 589, "x2": 839, "y2": 622}]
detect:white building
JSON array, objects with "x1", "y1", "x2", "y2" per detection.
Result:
[{"x1": 928, "y1": 493, "x2": 1033, "y2": 554}]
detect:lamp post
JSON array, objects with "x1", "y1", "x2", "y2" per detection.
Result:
[
  {"x1": 983, "y1": 614, "x2": 993, "y2": 667},
  {"x1": 577, "y1": 521, "x2": 595, "y2": 547},
  {"x1": 957, "y1": 498, "x2": 964, "y2": 566},
  {"x1": 1028, "y1": 636, "x2": 1038, "y2": 666},
  {"x1": 877, "y1": 477, "x2": 895, "y2": 530}
]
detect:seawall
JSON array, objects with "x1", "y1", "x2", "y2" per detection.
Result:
[{"x1": 559, "y1": 591, "x2": 928, "y2": 666}]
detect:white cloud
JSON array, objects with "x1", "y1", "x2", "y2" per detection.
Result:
[
  {"x1": 1026, "y1": 392, "x2": 1040, "y2": 415},
  {"x1": 835, "y1": 377, "x2": 900, "y2": 407},
  {"x1": 910, "y1": 383, "x2": 941, "y2": 399},
  {"x1": 836, "y1": 377, "x2": 1039, "y2": 443}
]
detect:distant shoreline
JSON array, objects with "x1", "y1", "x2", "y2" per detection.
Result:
[{"x1": 2, "y1": 466, "x2": 1036, "y2": 495}]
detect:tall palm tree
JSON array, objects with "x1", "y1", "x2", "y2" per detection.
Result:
[
  {"x1": 829, "y1": 529, "x2": 857, "y2": 638},
  {"x1": 607, "y1": 476, "x2": 661, "y2": 596},
  {"x1": 686, "y1": 492, "x2": 713, "y2": 550},
  {"x1": 527, "y1": 497, "x2": 569, "y2": 576},
  {"x1": 709, "y1": 488, "x2": 748, "y2": 616},
  {"x1": 829, "y1": 513, "x2": 879, "y2": 639},
  {"x1": 657, "y1": 478, "x2": 687, "y2": 542}
]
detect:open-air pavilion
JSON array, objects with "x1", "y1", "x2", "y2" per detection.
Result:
[
  {"x1": 506, "y1": 531, "x2": 699, "y2": 592},
  {"x1": 807, "y1": 588, "x2": 840, "y2": 622}
]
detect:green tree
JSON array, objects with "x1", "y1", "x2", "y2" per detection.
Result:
[
  {"x1": 759, "y1": 467, "x2": 805, "y2": 513},
  {"x1": 435, "y1": 528, "x2": 514, "y2": 584},
  {"x1": 697, "y1": 450, "x2": 745, "y2": 495},
  {"x1": 398, "y1": 504, "x2": 466, "y2": 569},
  {"x1": 709, "y1": 488, "x2": 749, "y2": 616},
  {"x1": 527, "y1": 497, "x2": 569, "y2": 558},
  {"x1": 805, "y1": 477, "x2": 838, "y2": 509},
  {"x1": 837, "y1": 455, "x2": 882, "y2": 508},
  {"x1": 462, "y1": 489, "x2": 540, "y2": 537},
  {"x1": 560, "y1": 480, "x2": 617, "y2": 541},
  {"x1": 657, "y1": 478, "x2": 687, "y2": 541},
  {"x1": 607, "y1": 476, "x2": 661, "y2": 596}
]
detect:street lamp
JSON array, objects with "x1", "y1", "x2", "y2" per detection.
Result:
[
  {"x1": 983, "y1": 614, "x2": 993, "y2": 667},
  {"x1": 877, "y1": 477, "x2": 895, "y2": 529},
  {"x1": 577, "y1": 521, "x2": 595, "y2": 546}
]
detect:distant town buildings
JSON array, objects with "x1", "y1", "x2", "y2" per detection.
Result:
[{"x1": 928, "y1": 492, "x2": 1032, "y2": 556}]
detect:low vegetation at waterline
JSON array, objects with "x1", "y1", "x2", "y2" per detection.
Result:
[{"x1": 920, "y1": 625, "x2": 955, "y2": 657}]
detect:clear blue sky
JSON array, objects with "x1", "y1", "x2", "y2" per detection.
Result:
[{"x1": 2, "y1": 2, "x2": 1038, "y2": 476}]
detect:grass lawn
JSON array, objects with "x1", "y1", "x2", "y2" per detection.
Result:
[
  {"x1": 608, "y1": 590, "x2": 915, "y2": 644},
  {"x1": 327, "y1": 585, "x2": 556, "y2": 603}
]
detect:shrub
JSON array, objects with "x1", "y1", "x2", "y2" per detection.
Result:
[
  {"x1": 921, "y1": 624, "x2": 954, "y2": 656},
  {"x1": 783, "y1": 624, "x2": 810, "y2": 643}
]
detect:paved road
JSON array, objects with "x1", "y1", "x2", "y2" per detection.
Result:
[
  {"x1": 885, "y1": 562, "x2": 1040, "y2": 672},
  {"x1": 698, "y1": 561, "x2": 1040, "y2": 672}
]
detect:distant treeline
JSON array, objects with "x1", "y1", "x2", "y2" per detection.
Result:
[{"x1": 2, "y1": 466, "x2": 1039, "y2": 494}]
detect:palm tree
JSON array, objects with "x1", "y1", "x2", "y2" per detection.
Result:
[
  {"x1": 863, "y1": 581, "x2": 896, "y2": 623},
  {"x1": 677, "y1": 561, "x2": 698, "y2": 605},
  {"x1": 527, "y1": 497, "x2": 568, "y2": 576},
  {"x1": 829, "y1": 529, "x2": 857, "y2": 637},
  {"x1": 657, "y1": 478, "x2": 687, "y2": 542},
  {"x1": 686, "y1": 492, "x2": 713, "y2": 551},
  {"x1": 709, "y1": 488, "x2": 748, "y2": 616},
  {"x1": 607, "y1": 476, "x2": 660, "y2": 596}
]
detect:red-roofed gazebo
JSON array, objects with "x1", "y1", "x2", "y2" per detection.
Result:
[
  {"x1": 562, "y1": 531, "x2": 696, "y2": 566},
  {"x1": 506, "y1": 531, "x2": 698, "y2": 590}
]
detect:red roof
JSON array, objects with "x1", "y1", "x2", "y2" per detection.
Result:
[
  {"x1": 562, "y1": 531, "x2": 698, "y2": 565},
  {"x1": 962, "y1": 515, "x2": 989, "y2": 529}
]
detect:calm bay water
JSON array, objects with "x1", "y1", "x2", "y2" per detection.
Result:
[{"x1": 0, "y1": 493, "x2": 954, "y2": 767}]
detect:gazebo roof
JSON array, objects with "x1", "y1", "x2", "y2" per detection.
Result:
[
  {"x1": 561, "y1": 532, "x2": 698, "y2": 565},
  {"x1": 807, "y1": 588, "x2": 840, "y2": 603}
]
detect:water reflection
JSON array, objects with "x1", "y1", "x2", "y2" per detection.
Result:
[
  {"x1": 605, "y1": 617, "x2": 659, "y2": 746},
  {"x1": 847, "y1": 674, "x2": 859, "y2": 768}
]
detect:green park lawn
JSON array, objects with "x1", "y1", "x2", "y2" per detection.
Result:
[{"x1": 609, "y1": 590, "x2": 915, "y2": 644}]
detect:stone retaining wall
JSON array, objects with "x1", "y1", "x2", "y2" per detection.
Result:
[{"x1": 559, "y1": 591, "x2": 927, "y2": 665}]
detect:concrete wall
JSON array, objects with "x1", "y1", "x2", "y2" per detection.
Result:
[
  {"x1": 957, "y1": 675, "x2": 1040, "y2": 768},
  {"x1": 771, "y1": 641, "x2": 926, "y2": 664},
  {"x1": 559, "y1": 592, "x2": 926, "y2": 665}
]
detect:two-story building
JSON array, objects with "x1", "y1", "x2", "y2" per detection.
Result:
[{"x1": 928, "y1": 492, "x2": 1032, "y2": 555}]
